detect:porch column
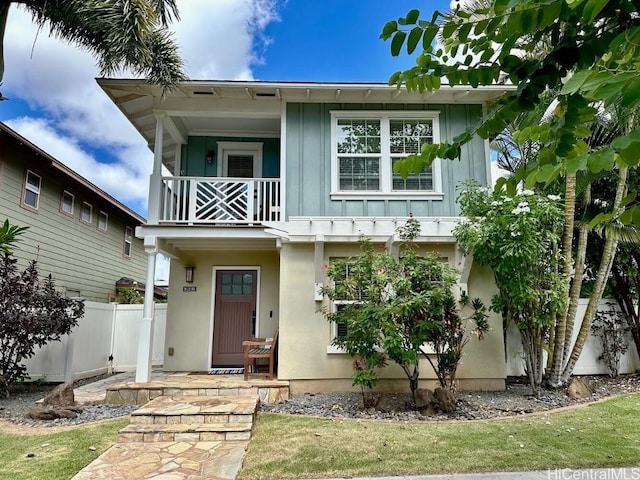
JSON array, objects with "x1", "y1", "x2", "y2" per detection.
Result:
[
  {"x1": 135, "y1": 237, "x2": 158, "y2": 383},
  {"x1": 147, "y1": 113, "x2": 166, "y2": 225}
]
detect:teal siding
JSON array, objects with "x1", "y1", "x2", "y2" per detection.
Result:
[
  {"x1": 181, "y1": 136, "x2": 280, "y2": 178},
  {"x1": 285, "y1": 103, "x2": 488, "y2": 218}
]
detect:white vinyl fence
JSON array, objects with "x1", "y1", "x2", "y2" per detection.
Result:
[
  {"x1": 506, "y1": 299, "x2": 640, "y2": 376},
  {"x1": 23, "y1": 302, "x2": 167, "y2": 383}
]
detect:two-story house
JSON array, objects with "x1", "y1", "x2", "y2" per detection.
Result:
[
  {"x1": 98, "y1": 79, "x2": 507, "y2": 391},
  {"x1": 0, "y1": 121, "x2": 147, "y2": 302}
]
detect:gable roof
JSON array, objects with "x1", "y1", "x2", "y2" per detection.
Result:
[
  {"x1": 0, "y1": 121, "x2": 145, "y2": 224},
  {"x1": 97, "y1": 79, "x2": 513, "y2": 174}
]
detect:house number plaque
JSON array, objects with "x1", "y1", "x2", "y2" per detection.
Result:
[{"x1": 183, "y1": 286, "x2": 197, "y2": 292}]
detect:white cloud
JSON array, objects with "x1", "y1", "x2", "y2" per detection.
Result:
[
  {"x1": 1, "y1": 1, "x2": 282, "y2": 217},
  {"x1": 5, "y1": 117, "x2": 151, "y2": 214}
]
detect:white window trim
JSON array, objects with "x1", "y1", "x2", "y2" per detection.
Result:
[
  {"x1": 97, "y1": 211, "x2": 108, "y2": 232},
  {"x1": 124, "y1": 226, "x2": 133, "y2": 258},
  {"x1": 60, "y1": 190, "x2": 74, "y2": 215},
  {"x1": 23, "y1": 170, "x2": 41, "y2": 210},
  {"x1": 330, "y1": 111, "x2": 443, "y2": 200},
  {"x1": 80, "y1": 201, "x2": 93, "y2": 224},
  {"x1": 216, "y1": 141, "x2": 263, "y2": 178}
]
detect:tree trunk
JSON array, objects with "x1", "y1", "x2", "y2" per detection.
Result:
[
  {"x1": 560, "y1": 166, "x2": 628, "y2": 383},
  {"x1": 547, "y1": 173, "x2": 578, "y2": 387},
  {"x1": 0, "y1": 2, "x2": 10, "y2": 84}
]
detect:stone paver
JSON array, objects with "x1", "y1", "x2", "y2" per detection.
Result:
[{"x1": 71, "y1": 440, "x2": 249, "y2": 480}]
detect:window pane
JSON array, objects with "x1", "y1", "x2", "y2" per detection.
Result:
[
  {"x1": 392, "y1": 158, "x2": 433, "y2": 191},
  {"x1": 26, "y1": 172, "x2": 41, "y2": 189},
  {"x1": 222, "y1": 274, "x2": 232, "y2": 284},
  {"x1": 242, "y1": 284, "x2": 253, "y2": 294},
  {"x1": 81, "y1": 203, "x2": 92, "y2": 222},
  {"x1": 390, "y1": 119, "x2": 433, "y2": 155},
  {"x1": 98, "y1": 212, "x2": 108, "y2": 231},
  {"x1": 336, "y1": 119, "x2": 380, "y2": 154},
  {"x1": 62, "y1": 192, "x2": 73, "y2": 213},
  {"x1": 232, "y1": 284, "x2": 242, "y2": 294},
  {"x1": 24, "y1": 190, "x2": 38, "y2": 208},
  {"x1": 233, "y1": 274, "x2": 242, "y2": 284},
  {"x1": 338, "y1": 157, "x2": 380, "y2": 191},
  {"x1": 221, "y1": 284, "x2": 232, "y2": 294},
  {"x1": 243, "y1": 274, "x2": 253, "y2": 284}
]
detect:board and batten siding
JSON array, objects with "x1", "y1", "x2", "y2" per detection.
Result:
[
  {"x1": 0, "y1": 146, "x2": 146, "y2": 302},
  {"x1": 285, "y1": 102, "x2": 488, "y2": 218}
]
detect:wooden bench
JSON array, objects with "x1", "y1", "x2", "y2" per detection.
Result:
[{"x1": 243, "y1": 329, "x2": 278, "y2": 380}]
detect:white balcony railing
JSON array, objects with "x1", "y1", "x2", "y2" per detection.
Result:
[{"x1": 159, "y1": 176, "x2": 281, "y2": 224}]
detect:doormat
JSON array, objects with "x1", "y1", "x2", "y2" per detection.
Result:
[{"x1": 208, "y1": 367, "x2": 245, "y2": 375}]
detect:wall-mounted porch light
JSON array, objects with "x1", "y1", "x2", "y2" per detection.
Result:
[
  {"x1": 185, "y1": 266, "x2": 195, "y2": 283},
  {"x1": 206, "y1": 150, "x2": 215, "y2": 164}
]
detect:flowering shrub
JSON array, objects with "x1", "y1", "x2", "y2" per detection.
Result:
[
  {"x1": 454, "y1": 181, "x2": 566, "y2": 396},
  {"x1": 321, "y1": 217, "x2": 489, "y2": 406}
]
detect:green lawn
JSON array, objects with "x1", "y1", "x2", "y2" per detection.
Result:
[
  {"x1": 238, "y1": 393, "x2": 640, "y2": 480},
  {"x1": 0, "y1": 418, "x2": 128, "y2": 480}
]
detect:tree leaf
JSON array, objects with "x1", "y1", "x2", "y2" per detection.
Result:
[
  {"x1": 582, "y1": 0, "x2": 609, "y2": 22},
  {"x1": 391, "y1": 30, "x2": 407, "y2": 57},
  {"x1": 405, "y1": 9, "x2": 420, "y2": 24},
  {"x1": 407, "y1": 27, "x2": 422, "y2": 54},
  {"x1": 381, "y1": 20, "x2": 398, "y2": 39}
]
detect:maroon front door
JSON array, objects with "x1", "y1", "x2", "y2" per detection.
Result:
[{"x1": 212, "y1": 270, "x2": 257, "y2": 366}]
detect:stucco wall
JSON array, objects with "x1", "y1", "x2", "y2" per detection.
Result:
[
  {"x1": 277, "y1": 241, "x2": 506, "y2": 392},
  {"x1": 163, "y1": 250, "x2": 279, "y2": 371}
]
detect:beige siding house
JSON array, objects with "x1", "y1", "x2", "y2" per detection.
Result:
[
  {"x1": 0, "y1": 122, "x2": 147, "y2": 302},
  {"x1": 99, "y1": 79, "x2": 507, "y2": 392}
]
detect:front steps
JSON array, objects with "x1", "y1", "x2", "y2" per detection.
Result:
[
  {"x1": 118, "y1": 395, "x2": 258, "y2": 443},
  {"x1": 104, "y1": 373, "x2": 289, "y2": 406}
]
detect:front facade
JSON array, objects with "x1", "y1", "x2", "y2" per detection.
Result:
[
  {"x1": 99, "y1": 80, "x2": 508, "y2": 391},
  {"x1": 0, "y1": 122, "x2": 147, "y2": 302}
]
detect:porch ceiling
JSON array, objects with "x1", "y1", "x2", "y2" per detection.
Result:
[{"x1": 97, "y1": 79, "x2": 513, "y2": 175}]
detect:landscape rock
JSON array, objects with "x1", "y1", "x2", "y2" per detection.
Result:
[
  {"x1": 567, "y1": 377, "x2": 593, "y2": 400},
  {"x1": 375, "y1": 394, "x2": 405, "y2": 413},
  {"x1": 414, "y1": 388, "x2": 438, "y2": 416},
  {"x1": 27, "y1": 406, "x2": 83, "y2": 420},
  {"x1": 41, "y1": 383, "x2": 75, "y2": 407},
  {"x1": 434, "y1": 387, "x2": 457, "y2": 413}
]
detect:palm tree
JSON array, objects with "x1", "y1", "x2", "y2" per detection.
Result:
[{"x1": 0, "y1": 0, "x2": 186, "y2": 98}]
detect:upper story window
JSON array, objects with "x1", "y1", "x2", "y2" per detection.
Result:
[
  {"x1": 23, "y1": 170, "x2": 41, "y2": 210},
  {"x1": 97, "y1": 211, "x2": 108, "y2": 232},
  {"x1": 80, "y1": 202, "x2": 92, "y2": 224},
  {"x1": 61, "y1": 191, "x2": 74, "y2": 215},
  {"x1": 124, "y1": 226, "x2": 133, "y2": 257},
  {"x1": 331, "y1": 111, "x2": 442, "y2": 199}
]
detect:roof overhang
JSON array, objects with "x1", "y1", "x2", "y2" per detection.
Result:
[{"x1": 97, "y1": 79, "x2": 514, "y2": 174}]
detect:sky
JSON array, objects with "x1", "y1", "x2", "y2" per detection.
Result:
[{"x1": 0, "y1": 0, "x2": 473, "y2": 282}]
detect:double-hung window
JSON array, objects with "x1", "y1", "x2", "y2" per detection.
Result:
[
  {"x1": 331, "y1": 111, "x2": 442, "y2": 198},
  {"x1": 123, "y1": 227, "x2": 133, "y2": 257},
  {"x1": 23, "y1": 170, "x2": 41, "y2": 210}
]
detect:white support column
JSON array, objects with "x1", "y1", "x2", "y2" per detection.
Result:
[
  {"x1": 147, "y1": 113, "x2": 166, "y2": 225},
  {"x1": 135, "y1": 237, "x2": 158, "y2": 383},
  {"x1": 314, "y1": 235, "x2": 325, "y2": 301}
]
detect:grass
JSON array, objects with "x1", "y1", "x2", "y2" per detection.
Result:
[
  {"x1": 238, "y1": 393, "x2": 640, "y2": 479},
  {"x1": 0, "y1": 418, "x2": 128, "y2": 480}
]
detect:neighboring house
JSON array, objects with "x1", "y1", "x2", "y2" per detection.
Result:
[
  {"x1": 0, "y1": 122, "x2": 147, "y2": 302},
  {"x1": 98, "y1": 79, "x2": 508, "y2": 391}
]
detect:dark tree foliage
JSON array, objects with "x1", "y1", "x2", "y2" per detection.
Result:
[{"x1": 0, "y1": 254, "x2": 84, "y2": 397}]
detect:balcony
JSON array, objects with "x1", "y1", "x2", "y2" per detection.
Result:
[{"x1": 159, "y1": 177, "x2": 281, "y2": 224}]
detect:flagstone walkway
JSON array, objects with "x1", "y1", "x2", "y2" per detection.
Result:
[{"x1": 71, "y1": 371, "x2": 288, "y2": 479}]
